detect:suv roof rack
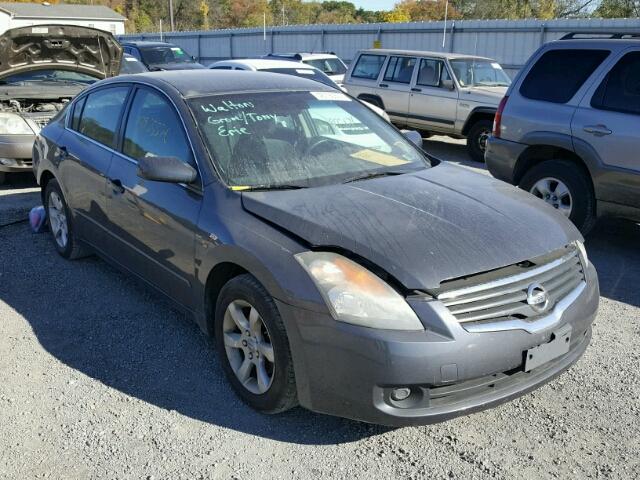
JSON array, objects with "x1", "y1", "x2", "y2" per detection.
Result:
[
  {"x1": 560, "y1": 32, "x2": 640, "y2": 40},
  {"x1": 265, "y1": 53, "x2": 303, "y2": 60}
]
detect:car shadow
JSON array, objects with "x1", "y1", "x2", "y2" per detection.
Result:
[
  {"x1": 1, "y1": 221, "x2": 391, "y2": 446},
  {"x1": 586, "y1": 218, "x2": 640, "y2": 308}
]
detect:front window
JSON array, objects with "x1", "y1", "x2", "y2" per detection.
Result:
[
  {"x1": 140, "y1": 46, "x2": 195, "y2": 67},
  {"x1": 189, "y1": 91, "x2": 429, "y2": 189},
  {"x1": 449, "y1": 59, "x2": 511, "y2": 87},
  {"x1": 262, "y1": 68, "x2": 337, "y2": 88},
  {"x1": 303, "y1": 58, "x2": 347, "y2": 76},
  {"x1": 0, "y1": 69, "x2": 99, "y2": 86}
]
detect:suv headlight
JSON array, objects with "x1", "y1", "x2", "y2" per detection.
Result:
[
  {"x1": 0, "y1": 112, "x2": 34, "y2": 135},
  {"x1": 574, "y1": 240, "x2": 589, "y2": 269},
  {"x1": 295, "y1": 251, "x2": 424, "y2": 331}
]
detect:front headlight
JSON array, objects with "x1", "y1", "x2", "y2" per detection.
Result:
[
  {"x1": 295, "y1": 251, "x2": 424, "y2": 331},
  {"x1": 574, "y1": 240, "x2": 589, "y2": 269},
  {"x1": 0, "y1": 112, "x2": 34, "y2": 135}
]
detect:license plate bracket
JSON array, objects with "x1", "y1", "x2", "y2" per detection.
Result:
[{"x1": 524, "y1": 324, "x2": 572, "y2": 372}]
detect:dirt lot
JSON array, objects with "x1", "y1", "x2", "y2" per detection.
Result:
[{"x1": 1, "y1": 137, "x2": 639, "y2": 479}]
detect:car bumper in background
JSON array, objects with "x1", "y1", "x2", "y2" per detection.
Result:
[
  {"x1": 485, "y1": 136, "x2": 527, "y2": 184},
  {"x1": 0, "y1": 134, "x2": 36, "y2": 173},
  {"x1": 278, "y1": 264, "x2": 599, "y2": 426}
]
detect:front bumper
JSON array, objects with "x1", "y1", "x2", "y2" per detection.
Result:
[
  {"x1": 278, "y1": 264, "x2": 599, "y2": 426},
  {"x1": 0, "y1": 134, "x2": 36, "y2": 173},
  {"x1": 485, "y1": 136, "x2": 527, "y2": 184}
]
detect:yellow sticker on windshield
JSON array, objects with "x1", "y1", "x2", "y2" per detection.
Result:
[{"x1": 351, "y1": 149, "x2": 409, "y2": 166}]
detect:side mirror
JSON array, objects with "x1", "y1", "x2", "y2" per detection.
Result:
[
  {"x1": 137, "y1": 156, "x2": 197, "y2": 184},
  {"x1": 441, "y1": 78, "x2": 455, "y2": 90},
  {"x1": 402, "y1": 130, "x2": 423, "y2": 149}
]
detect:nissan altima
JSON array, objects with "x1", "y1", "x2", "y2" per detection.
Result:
[{"x1": 33, "y1": 71, "x2": 599, "y2": 426}]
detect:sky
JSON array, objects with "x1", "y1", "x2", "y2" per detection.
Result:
[{"x1": 347, "y1": 0, "x2": 397, "y2": 10}]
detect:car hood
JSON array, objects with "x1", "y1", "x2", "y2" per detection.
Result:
[
  {"x1": 241, "y1": 163, "x2": 581, "y2": 291},
  {"x1": 462, "y1": 86, "x2": 508, "y2": 104},
  {"x1": 0, "y1": 25, "x2": 123, "y2": 80},
  {"x1": 149, "y1": 62, "x2": 206, "y2": 71}
]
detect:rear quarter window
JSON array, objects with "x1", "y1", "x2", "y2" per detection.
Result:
[
  {"x1": 351, "y1": 54, "x2": 386, "y2": 80},
  {"x1": 520, "y1": 49, "x2": 610, "y2": 104}
]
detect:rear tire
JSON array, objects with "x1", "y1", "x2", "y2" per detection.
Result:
[
  {"x1": 466, "y1": 119, "x2": 493, "y2": 163},
  {"x1": 519, "y1": 160, "x2": 596, "y2": 235},
  {"x1": 214, "y1": 274, "x2": 297, "y2": 414},
  {"x1": 0, "y1": 172, "x2": 5, "y2": 185},
  {"x1": 44, "y1": 179, "x2": 90, "y2": 259}
]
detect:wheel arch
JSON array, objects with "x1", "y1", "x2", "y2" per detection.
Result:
[
  {"x1": 356, "y1": 93, "x2": 384, "y2": 110},
  {"x1": 39, "y1": 170, "x2": 56, "y2": 205},
  {"x1": 461, "y1": 108, "x2": 495, "y2": 136},
  {"x1": 203, "y1": 261, "x2": 250, "y2": 337}
]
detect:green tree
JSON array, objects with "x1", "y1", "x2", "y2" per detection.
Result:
[{"x1": 595, "y1": 0, "x2": 640, "y2": 16}]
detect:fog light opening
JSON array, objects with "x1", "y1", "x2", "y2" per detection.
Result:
[{"x1": 390, "y1": 387, "x2": 411, "y2": 402}]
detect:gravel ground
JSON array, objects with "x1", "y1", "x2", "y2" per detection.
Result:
[{"x1": 1, "y1": 139, "x2": 639, "y2": 479}]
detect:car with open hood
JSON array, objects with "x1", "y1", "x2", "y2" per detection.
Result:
[
  {"x1": 33, "y1": 70, "x2": 599, "y2": 426},
  {"x1": 0, "y1": 24, "x2": 122, "y2": 184}
]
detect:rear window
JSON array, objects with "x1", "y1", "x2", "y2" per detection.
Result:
[
  {"x1": 262, "y1": 68, "x2": 336, "y2": 88},
  {"x1": 520, "y1": 49, "x2": 610, "y2": 103},
  {"x1": 591, "y1": 51, "x2": 640, "y2": 116},
  {"x1": 351, "y1": 54, "x2": 386, "y2": 80}
]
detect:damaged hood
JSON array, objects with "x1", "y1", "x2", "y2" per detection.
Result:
[
  {"x1": 242, "y1": 163, "x2": 581, "y2": 291},
  {"x1": 0, "y1": 25, "x2": 123, "y2": 80}
]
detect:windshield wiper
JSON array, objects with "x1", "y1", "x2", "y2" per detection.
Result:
[
  {"x1": 240, "y1": 183, "x2": 308, "y2": 191},
  {"x1": 342, "y1": 170, "x2": 407, "y2": 184}
]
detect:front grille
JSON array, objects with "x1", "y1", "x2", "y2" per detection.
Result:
[{"x1": 436, "y1": 246, "x2": 585, "y2": 325}]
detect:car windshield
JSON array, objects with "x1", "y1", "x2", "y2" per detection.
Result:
[
  {"x1": 449, "y1": 59, "x2": 511, "y2": 87},
  {"x1": 140, "y1": 46, "x2": 195, "y2": 66},
  {"x1": 0, "y1": 69, "x2": 99, "y2": 85},
  {"x1": 262, "y1": 68, "x2": 337, "y2": 88},
  {"x1": 303, "y1": 58, "x2": 347, "y2": 76},
  {"x1": 119, "y1": 56, "x2": 147, "y2": 74},
  {"x1": 189, "y1": 91, "x2": 429, "y2": 189}
]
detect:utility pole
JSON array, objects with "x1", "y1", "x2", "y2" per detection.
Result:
[
  {"x1": 169, "y1": 0, "x2": 175, "y2": 31},
  {"x1": 282, "y1": 2, "x2": 285, "y2": 26}
]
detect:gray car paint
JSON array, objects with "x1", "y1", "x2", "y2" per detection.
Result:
[{"x1": 33, "y1": 70, "x2": 598, "y2": 425}]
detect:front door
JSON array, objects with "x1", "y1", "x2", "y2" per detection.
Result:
[
  {"x1": 572, "y1": 49, "x2": 640, "y2": 209},
  {"x1": 378, "y1": 55, "x2": 416, "y2": 126},
  {"x1": 407, "y1": 58, "x2": 458, "y2": 132},
  {"x1": 103, "y1": 86, "x2": 203, "y2": 309}
]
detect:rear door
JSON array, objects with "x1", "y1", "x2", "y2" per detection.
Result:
[
  {"x1": 103, "y1": 86, "x2": 202, "y2": 309},
  {"x1": 58, "y1": 85, "x2": 130, "y2": 251},
  {"x1": 572, "y1": 48, "x2": 640, "y2": 209},
  {"x1": 407, "y1": 58, "x2": 458, "y2": 132},
  {"x1": 345, "y1": 53, "x2": 387, "y2": 104},
  {"x1": 378, "y1": 55, "x2": 417, "y2": 126}
]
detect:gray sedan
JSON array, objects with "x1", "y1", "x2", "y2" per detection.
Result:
[{"x1": 33, "y1": 71, "x2": 599, "y2": 426}]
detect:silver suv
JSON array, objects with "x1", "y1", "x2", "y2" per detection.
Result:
[
  {"x1": 486, "y1": 33, "x2": 640, "y2": 234},
  {"x1": 344, "y1": 49, "x2": 511, "y2": 161}
]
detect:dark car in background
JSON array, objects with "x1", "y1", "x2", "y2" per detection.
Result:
[
  {"x1": 0, "y1": 24, "x2": 122, "y2": 184},
  {"x1": 119, "y1": 53, "x2": 148, "y2": 75},
  {"x1": 121, "y1": 40, "x2": 205, "y2": 71},
  {"x1": 33, "y1": 70, "x2": 598, "y2": 426}
]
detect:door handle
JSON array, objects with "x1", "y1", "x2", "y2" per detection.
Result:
[
  {"x1": 583, "y1": 124, "x2": 612, "y2": 137},
  {"x1": 411, "y1": 87, "x2": 422, "y2": 92},
  {"x1": 379, "y1": 83, "x2": 389, "y2": 88},
  {"x1": 108, "y1": 178, "x2": 125, "y2": 195}
]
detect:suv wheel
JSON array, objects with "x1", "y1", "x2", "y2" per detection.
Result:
[
  {"x1": 466, "y1": 119, "x2": 493, "y2": 163},
  {"x1": 215, "y1": 274, "x2": 297, "y2": 414},
  {"x1": 519, "y1": 160, "x2": 596, "y2": 234}
]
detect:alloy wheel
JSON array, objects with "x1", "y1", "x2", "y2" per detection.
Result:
[
  {"x1": 48, "y1": 191, "x2": 69, "y2": 249},
  {"x1": 477, "y1": 128, "x2": 491, "y2": 152},
  {"x1": 222, "y1": 299, "x2": 275, "y2": 395},
  {"x1": 529, "y1": 177, "x2": 572, "y2": 217}
]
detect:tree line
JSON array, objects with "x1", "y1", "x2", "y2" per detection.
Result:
[{"x1": 10, "y1": 0, "x2": 640, "y2": 33}]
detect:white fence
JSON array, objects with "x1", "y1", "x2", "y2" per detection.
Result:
[{"x1": 121, "y1": 17, "x2": 640, "y2": 75}]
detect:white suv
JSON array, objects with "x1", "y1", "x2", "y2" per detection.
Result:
[{"x1": 344, "y1": 49, "x2": 511, "y2": 161}]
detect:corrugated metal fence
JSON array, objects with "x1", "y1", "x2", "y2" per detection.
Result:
[{"x1": 120, "y1": 18, "x2": 640, "y2": 76}]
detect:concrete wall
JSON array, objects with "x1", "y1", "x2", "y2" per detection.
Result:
[
  {"x1": 120, "y1": 18, "x2": 640, "y2": 76},
  {"x1": 0, "y1": 13, "x2": 125, "y2": 35}
]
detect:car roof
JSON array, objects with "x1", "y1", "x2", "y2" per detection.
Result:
[
  {"x1": 121, "y1": 41, "x2": 176, "y2": 48},
  {"x1": 106, "y1": 70, "x2": 335, "y2": 98},
  {"x1": 211, "y1": 58, "x2": 318, "y2": 70},
  {"x1": 358, "y1": 48, "x2": 494, "y2": 62}
]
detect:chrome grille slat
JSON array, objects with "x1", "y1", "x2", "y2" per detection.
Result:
[{"x1": 437, "y1": 247, "x2": 585, "y2": 327}]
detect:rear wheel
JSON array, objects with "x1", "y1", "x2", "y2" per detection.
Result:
[
  {"x1": 519, "y1": 160, "x2": 596, "y2": 234},
  {"x1": 214, "y1": 274, "x2": 297, "y2": 414},
  {"x1": 44, "y1": 179, "x2": 89, "y2": 259},
  {"x1": 466, "y1": 119, "x2": 493, "y2": 163}
]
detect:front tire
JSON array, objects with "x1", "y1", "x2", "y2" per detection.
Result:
[
  {"x1": 214, "y1": 274, "x2": 297, "y2": 414},
  {"x1": 44, "y1": 179, "x2": 89, "y2": 259},
  {"x1": 466, "y1": 119, "x2": 493, "y2": 163},
  {"x1": 519, "y1": 160, "x2": 596, "y2": 235}
]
